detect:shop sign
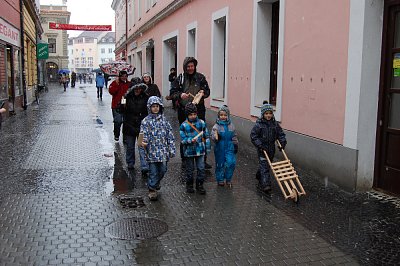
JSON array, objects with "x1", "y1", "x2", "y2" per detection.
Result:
[
  {"x1": 37, "y1": 43, "x2": 49, "y2": 59},
  {"x1": 0, "y1": 17, "x2": 20, "y2": 47}
]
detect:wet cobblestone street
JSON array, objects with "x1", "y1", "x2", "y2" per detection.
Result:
[{"x1": 0, "y1": 84, "x2": 399, "y2": 265}]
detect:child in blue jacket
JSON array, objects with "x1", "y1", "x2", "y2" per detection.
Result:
[
  {"x1": 211, "y1": 105, "x2": 238, "y2": 188},
  {"x1": 180, "y1": 103, "x2": 210, "y2": 195},
  {"x1": 250, "y1": 102, "x2": 287, "y2": 192},
  {"x1": 140, "y1": 96, "x2": 176, "y2": 200}
]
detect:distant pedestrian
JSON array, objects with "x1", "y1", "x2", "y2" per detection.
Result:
[
  {"x1": 108, "y1": 70, "x2": 131, "y2": 142},
  {"x1": 166, "y1": 67, "x2": 177, "y2": 108},
  {"x1": 140, "y1": 96, "x2": 176, "y2": 201},
  {"x1": 142, "y1": 72, "x2": 161, "y2": 98},
  {"x1": 122, "y1": 83, "x2": 149, "y2": 176},
  {"x1": 250, "y1": 102, "x2": 287, "y2": 192},
  {"x1": 95, "y1": 73, "x2": 105, "y2": 100},
  {"x1": 78, "y1": 74, "x2": 82, "y2": 84},
  {"x1": 104, "y1": 73, "x2": 111, "y2": 88},
  {"x1": 61, "y1": 73, "x2": 68, "y2": 91},
  {"x1": 211, "y1": 105, "x2": 238, "y2": 188},
  {"x1": 71, "y1": 72, "x2": 76, "y2": 88},
  {"x1": 0, "y1": 100, "x2": 6, "y2": 130},
  {"x1": 180, "y1": 103, "x2": 210, "y2": 195},
  {"x1": 83, "y1": 74, "x2": 86, "y2": 84}
]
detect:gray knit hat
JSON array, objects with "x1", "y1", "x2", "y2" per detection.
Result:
[
  {"x1": 261, "y1": 103, "x2": 273, "y2": 116},
  {"x1": 218, "y1": 105, "x2": 230, "y2": 118},
  {"x1": 185, "y1": 102, "x2": 197, "y2": 116}
]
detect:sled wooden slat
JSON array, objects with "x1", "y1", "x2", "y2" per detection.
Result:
[
  {"x1": 271, "y1": 160, "x2": 290, "y2": 166},
  {"x1": 273, "y1": 163, "x2": 292, "y2": 171},
  {"x1": 263, "y1": 141, "x2": 306, "y2": 202}
]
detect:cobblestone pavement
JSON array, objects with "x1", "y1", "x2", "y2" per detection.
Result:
[{"x1": 0, "y1": 84, "x2": 399, "y2": 265}]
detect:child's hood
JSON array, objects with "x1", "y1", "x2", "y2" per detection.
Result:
[{"x1": 147, "y1": 96, "x2": 164, "y2": 114}]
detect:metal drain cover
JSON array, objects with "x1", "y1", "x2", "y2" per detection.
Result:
[{"x1": 105, "y1": 218, "x2": 168, "y2": 240}]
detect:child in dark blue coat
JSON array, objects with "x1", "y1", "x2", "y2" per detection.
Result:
[
  {"x1": 211, "y1": 105, "x2": 238, "y2": 188},
  {"x1": 250, "y1": 102, "x2": 287, "y2": 192}
]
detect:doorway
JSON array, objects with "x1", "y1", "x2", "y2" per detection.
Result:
[{"x1": 376, "y1": 1, "x2": 400, "y2": 195}]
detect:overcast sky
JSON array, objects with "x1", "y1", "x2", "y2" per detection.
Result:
[{"x1": 40, "y1": 0, "x2": 115, "y2": 37}]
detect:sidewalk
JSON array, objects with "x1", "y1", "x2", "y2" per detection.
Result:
[{"x1": 0, "y1": 84, "x2": 398, "y2": 265}]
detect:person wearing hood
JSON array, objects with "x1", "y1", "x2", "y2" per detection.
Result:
[
  {"x1": 122, "y1": 83, "x2": 149, "y2": 176},
  {"x1": 211, "y1": 105, "x2": 238, "y2": 188},
  {"x1": 140, "y1": 96, "x2": 176, "y2": 201},
  {"x1": 250, "y1": 102, "x2": 287, "y2": 193},
  {"x1": 142, "y1": 73, "x2": 161, "y2": 98},
  {"x1": 95, "y1": 73, "x2": 105, "y2": 100},
  {"x1": 109, "y1": 70, "x2": 131, "y2": 142},
  {"x1": 170, "y1": 57, "x2": 212, "y2": 169}
]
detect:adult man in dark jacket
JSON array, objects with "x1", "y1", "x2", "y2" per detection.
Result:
[
  {"x1": 122, "y1": 83, "x2": 149, "y2": 175},
  {"x1": 170, "y1": 57, "x2": 212, "y2": 169}
]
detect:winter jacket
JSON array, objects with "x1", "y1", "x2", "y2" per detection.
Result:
[
  {"x1": 108, "y1": 79, "x2": 131, "y2": 109},
  {"x1": 250, "y1": 118, "x2": 287, "y2": 159},
  {"x1": 95, "y1": 75, "x2": 105, "y2": 87},
  {"x1": 122, "y1": 85, "x2": 149, "y2": 136},
  {"x1": 180, "y1": 117, "x2": 210, "y2": 157},
  {"x1": 140, "y1": 96, "x2": 176, "y2": 162},
  {"x1": 142, "y1": 75, "x2": 161, "y2": 98},
  {"x1": 170, "y1": 57, "x2": 210, "y2": 112},
  {"x1": 211, "y1": 119, "x2": 238, "y2": 164}
]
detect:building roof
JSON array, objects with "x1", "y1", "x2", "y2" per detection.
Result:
[
  {"x1": 77, "y1": 31, "x2": 104, "y2": 39},
  {"x1": 99, "y1": 32, "x2": 116, "y2": 43}
]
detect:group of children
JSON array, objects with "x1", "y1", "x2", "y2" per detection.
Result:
[{"x1": 136, "y1": 95, "x2": 287, "y2": 200}]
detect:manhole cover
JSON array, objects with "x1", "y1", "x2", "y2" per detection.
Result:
[{"x1": 105, "y1": 218, "x2": 168, "y2": 240}]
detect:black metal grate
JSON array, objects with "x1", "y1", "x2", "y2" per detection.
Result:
[{"x1": 105, "y1": 218, "x2": 168, "y2": 240}]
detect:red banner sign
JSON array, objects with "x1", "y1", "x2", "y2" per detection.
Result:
[{"x1": 49, "y1": 22, "x2": 112, "y2": 31}]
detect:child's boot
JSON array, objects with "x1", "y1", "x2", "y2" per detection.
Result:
[
  {"x1": 196, "y1": 181, "x2": 206, "y2": 195},
  {"x1": 186, "y1": 181, "x2": 195, "y2": 193},
  {"x1": 148, "y1": 190, "x2": 158, "y2": 201}
]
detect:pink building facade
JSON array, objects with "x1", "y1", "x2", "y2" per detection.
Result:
[{"x1": 112, "y1": 0, "x2": 400, "y2": 195}]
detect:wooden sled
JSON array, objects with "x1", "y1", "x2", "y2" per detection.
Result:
[
  {"x1": 263, "y1": 141, "x2": 306, "y2": 203},
  {"x1": 188, "y1": 92, "x2": 204, "y2": 104}
]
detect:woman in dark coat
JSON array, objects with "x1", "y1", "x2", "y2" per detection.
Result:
[
  {"x1": 142, "y1": 73, "x2": 161, "y2": 98},
  {"x1": 122, "y1": 83, "x2": 149, "y2": 177}
]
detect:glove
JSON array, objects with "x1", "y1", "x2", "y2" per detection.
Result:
[{"x1": 233, "y1": 144, "x2": 238, "y2": 154}]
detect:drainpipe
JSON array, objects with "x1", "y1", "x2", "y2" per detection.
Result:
[
  {"x1": 20, "y1": 0, "x2": 28, "y2": 110},
  {"x1": 125, "y1": 0, "x2": 128, "y2": 60}
]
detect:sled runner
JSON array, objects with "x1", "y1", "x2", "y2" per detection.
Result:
[{"x1": 263, "y1": 141, "x2": 306, "y2": 203}]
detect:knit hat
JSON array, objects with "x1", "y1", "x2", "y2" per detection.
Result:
[
  {"x1": 218, "y1": 105, "x2": 230, "y2": 118},
  {"x1": 261, "y1": 103, "x2": 274, "y2": 116},
  {"x1": 185, "y1": 102, "x2": 197, "y2": 116}
]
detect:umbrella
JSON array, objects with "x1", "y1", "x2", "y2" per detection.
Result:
[
  {"x1": 92, "y1": 68, "x2": 103, "y2": 73},
  {"x1": 99, "y1": 61, "x2": 135, "y2": 76},
  {"x1": 58, "y1": 69, "x2": 70, "y2": 74}
]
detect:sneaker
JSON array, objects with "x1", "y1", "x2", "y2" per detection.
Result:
[
  {"x1": 141, "y1": 171, "x2": 149, "y2": 179},
  {"x1": 205, "y1": 162, "x2": 212, "y2": 170},
  {"x1": 263, "y1": 185, "x2": 271, "y2": 193},
  {"x1": 196, "y1": 184, "x2": 206, "y2": 195},
  {"x1": 114, "y1": 137, "x2": 119, "y2": 142},
  {"x1": 148, "y1": 191, "x2": 158, "y2": 201},
  {"x1": 186, "y1": 185, "x2": 195, "y2": 193}
]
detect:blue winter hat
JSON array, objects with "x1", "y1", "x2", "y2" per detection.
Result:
[
  {"x1": 218, "y1": 105, "x2": 230, "y2": 118},
  {"x1": 261, "y1": 103, "x2": 274, "y2": 116}
]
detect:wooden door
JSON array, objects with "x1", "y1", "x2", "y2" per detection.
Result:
[{"x1": 376, "y1": 1, "x2": 400, "y2": 195}]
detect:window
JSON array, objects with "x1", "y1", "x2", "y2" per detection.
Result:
[
  {"x1": 211, "y1": 8, "x2": 228, "y2": 107},
  {"x1": 187, "y1": 24, "x2": 197, "y2": 57},
  {"x1": 88, "y1": 57, "x2": 93, "y2": 67},
  {"x1": 71, "y1": 49, "x2": 73, "y2": 55},
  {"x1": 81, "y1": 57, "x2": 86, "y2": 66},
  {"x1": 101, "y1": 48, "x2": 105, "y2": 54},
  {"x1": 48, "y1": 38, "x2": 56, "y2": 53},
  {"x1": 108, "y1": 48, "x2": 113, "y2": 53}
]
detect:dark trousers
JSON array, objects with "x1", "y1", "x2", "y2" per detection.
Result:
[
  {"x1": 177, "y1": 107, "x2": 207, "y2": 162},
  {"x1": 97, "y1": 87, "x2": 103, "y2": 98}
]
